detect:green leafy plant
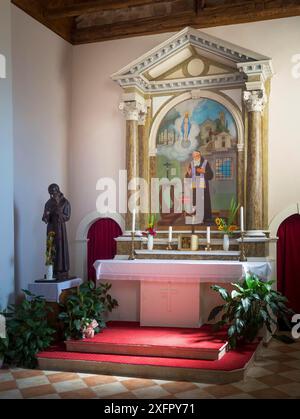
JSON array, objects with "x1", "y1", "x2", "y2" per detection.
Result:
[
  {"x1": 59, "y1": 281, "x2": 118, "y2": 340},
  {"x1": 0, "y1": 337, "x2": 9, "y2": 362},
  {"x1": 1, "y1": 291, "x2": 55, "y2": 368},
  {"x1": 208, "y1": 274, "x2": 294, "y2": 348}
]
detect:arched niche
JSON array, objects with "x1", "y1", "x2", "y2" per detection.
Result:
[{"x1": 75, "y1": 211, "x2": 125, "y2": 280}]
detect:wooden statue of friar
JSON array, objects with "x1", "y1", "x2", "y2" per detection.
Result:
[{"x1": 42, "y1": 184, "x2": 71, "y2": 279}]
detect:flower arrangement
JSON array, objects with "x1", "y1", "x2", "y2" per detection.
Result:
[
  {"x1": 45, "y1": 231, "x2": 56, "y2": 266},
  {"x1": 215, "y1": 198, "x2": 240, "y2": 236},
  {"x1": 143, "y1": 215, "x2": 157, "y2": 237}
]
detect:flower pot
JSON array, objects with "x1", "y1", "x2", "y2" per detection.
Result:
[
  {"x1": 46, "y1": 264, "x2": 54, "y2": 280},
  {"x1": 147, "y1": 235, "x2": 154, "y2": 251},
  {"x1": 223, "y1": 234, "x2": 230, "y2": 251}
]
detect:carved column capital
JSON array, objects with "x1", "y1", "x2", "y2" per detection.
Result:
[
  {"x1": 119, "y1": 100, "x2": 147, "y2": 122},
  {"x1": 243, "y1": 90, "x2": 267, "y2": 113}
]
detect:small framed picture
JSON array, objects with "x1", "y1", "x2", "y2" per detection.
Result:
[{"x1": 178, "y1": 234, "x2": 192, "y2": 251}]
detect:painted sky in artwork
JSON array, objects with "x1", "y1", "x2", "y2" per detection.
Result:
[{"x1": 157, "y1": 98, "x2": 237, "y2": 162}]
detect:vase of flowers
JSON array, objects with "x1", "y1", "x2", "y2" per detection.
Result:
[
  {"x1": 143, "y1": 215, "x2": 157, "y2": 251},
  {"x1": 45, "y1": 231, "x2": 56, "y2": 280},
  {"x1": 215, "y1": 198, "x2": 239, "y2": 252}
]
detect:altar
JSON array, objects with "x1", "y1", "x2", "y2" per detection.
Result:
[{"x1": 94, "y1": 259, "x2": 273, "y2": 328}]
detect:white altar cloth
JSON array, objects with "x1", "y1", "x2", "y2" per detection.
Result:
[{"x1": 94, "y1": 259, "x2": 272, "y2": 283}]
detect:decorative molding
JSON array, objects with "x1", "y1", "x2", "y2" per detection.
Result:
[
  {"x1": 243, "y1": 90, "x2": 267, "y2": 113},
  {"x1": 119, "y1": 100, "x2": 147, "y2": 121},
  {"x1": 111, "y1": 27, "x2": 273, "y2": 95}
]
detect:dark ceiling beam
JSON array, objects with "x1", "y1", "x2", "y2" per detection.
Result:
[
  {"x1": 72, "y1": 0, "x2": 300, "y2": 44},
  {"x1": 46, "y1": 0, "x2": 171, "y2": 19},
  {"x1": 12, "y1": 0, "x2": 74, "y2": 42}
]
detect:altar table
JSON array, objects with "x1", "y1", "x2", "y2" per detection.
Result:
[{"x1": 94, "y1": 259, "x2": 273, "y2": 328}]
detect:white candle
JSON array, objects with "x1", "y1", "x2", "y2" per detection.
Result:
[
  {"x1": 207, "y1": 226, "x2": 211, "y2": 244},
  {"x1": 168, "y1": 226, "x2": 173, "y2": 242},
  {"x1": 132, "y1": 209, "x2": 136, "y2": 233},
  {"x1": 240, "y1": 206, "x2": 244, "y2": 232}
]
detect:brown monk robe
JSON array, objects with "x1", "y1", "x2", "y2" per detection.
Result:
[{"x1": 42, "y1": 184, "x2": 71, "y2": 279}]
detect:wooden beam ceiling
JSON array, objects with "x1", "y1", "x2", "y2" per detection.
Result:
[{"x1": 11, "y1": 0, "x2": 300, "y2": 45}]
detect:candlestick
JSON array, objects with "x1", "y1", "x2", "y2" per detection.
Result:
[
  {"x1": 168, "y1": 226, "x2": 173, "y2": 242},
  {"x1": 240, "y1": 206, "x2": 244, "y2": 233},
  {"x1": 239, "y1": 231, "x2": 247, "y2": 262},
  {"x1": 207, "y1": 226, "x2": 211, "y2": 244},
  {"x1": 166, "y1": 226, "x2": 173, "y2": 250},
  {"x1": 128, "y1": 232, "x2": 136, "y2": 260},
  {"x1": 132, "y1": 209, "x2": 136, "y2": 234}
]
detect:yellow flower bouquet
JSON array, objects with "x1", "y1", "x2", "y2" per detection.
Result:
[{"x1": 215, "y1": 198, "x2": 240, "y2": 236}]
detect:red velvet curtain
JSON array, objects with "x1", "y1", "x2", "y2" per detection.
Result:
[
  {"x1": 277, "y1": 214, "x2": 300, "y2": 314},
  {"x1": 87, "y1": 218, "x2": 122, "y2": 281}
]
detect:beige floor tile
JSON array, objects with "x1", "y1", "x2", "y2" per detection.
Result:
[
  {"x1": 275, "y1": 382, "x2": 300, "y2": 397},
  {"x1": 83, "y1": 375, "x2": 117, "y2": 387},
  {"x1": 122, "y1": 378, "x2": 156, "y2": 391},
  {"x1": 47, "y1": 372, "x2": 80, "y2": 383},
  {"x1": 0, "y1": 380, "x2": 17, "y2": 392},
  {"x1": 92, "y1": 382, "x2": 128, "y2": 398},
  {"x1": 133, "y1": 385, "x2": 170, "y2": 399},
  {"x1": 0, "y1": 389, "x2": 23, "y2": 399},
  {"x1": 30, "y1": 394, "x2": 61, "y2": 399},
  {"x1": 221, "y1": 393, "x2": 255, "y2": 399},
  {"x1": 246, "y1": 366, "x2": 273, "y2": 379},
  {"x1": 250, "y1": 387, "x2": 290, "y2": 399},
  {"x1": 233, "y1": 377, "x2": 269, "y2": 393},
  {"x1": 16, "y1": 375, "x2": 50, "y2": 389},
  {"x1": 53, "y1": 378, "x2": 88, "y2": 393},
  {"x1": 21, "y1": 384, "x2": 56, "y2": 399},
  {"x1": 0, "y1": 372, "x2": 14, "y2": 382},
  {"x1": 279, "y1": 369, "x2": 300, "y2": 382},
  {"x1": 282, "y1": 360, "x2": 300, "y2": 370},
  {"x1": 161, "y1": 381, "x2": 198, "y2": 394},
  {"x1": 258, "y1": 374, "x2": 293, "y2": 387},
  {"x1": 175, "y1": 389, "x2": 215, "y2": 399},
  {"x1": 205, "y1": 384, "x2": 241, "y2": 398},
  {"x1": 12, "y1": 369, "x2": 44, "y2": 379},
  {"x1": 60, "y1": 388, "x2": 98, "y2": 399}
]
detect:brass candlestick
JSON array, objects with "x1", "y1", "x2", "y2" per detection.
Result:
[
  {"x1": 239, "y1": 231, "x2": 247, "y2": 262},
  {"x1": 205, "y1": 243, "x2": 212, "y2": 252},
  {"x1": 166, "y1": 241, "x2": 172, "y2": 251},
  {"x1": 128, "y1": 232, "x2": 136, "y2": 260}
]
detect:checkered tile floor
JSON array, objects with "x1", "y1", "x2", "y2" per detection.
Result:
[{"x1": 1, "y1": 338, "x2": 300, "y2": 399}]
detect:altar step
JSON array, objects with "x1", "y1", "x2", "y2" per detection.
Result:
[
  {"x1": 65, "y1": 322, "x2": 228, "y2": 361},
  {"x1": 37, "y1": 339, "x2": 262, "y2": 384}
]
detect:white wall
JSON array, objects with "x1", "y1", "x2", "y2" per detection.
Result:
[
  {"x1": 12, "y1": 6, "x2": 72, "y2": 293},
  {"x1": 70, "y1": 17, "x2": 300, "y2": 259},
  {"x1": 0, "y1": 0, "x2": 15, "y2": 308}
]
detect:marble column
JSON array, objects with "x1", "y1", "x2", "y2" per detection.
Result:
[
  {"x1": 138, "y1": 105, "x2": 150, "y2": 230},
  {"x1": 119, "y1": 100, "x2": 147, "y2": 231},
  {"x1": 243, "y1": 90, "x2": 266, "y2": 231}
]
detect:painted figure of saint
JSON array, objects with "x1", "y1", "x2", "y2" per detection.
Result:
[
  {"x1": 185, "y1": 151, "x2": 214, "y2": 224},
  {"x1": 181, "y1": 112, "x2": 192, "y2": 148}
]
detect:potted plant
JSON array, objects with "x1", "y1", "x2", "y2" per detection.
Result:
[
  {"x1": 0, "y1": 337, "x2": 8, "y2": 368},
  {"x1": 215, "y1": 198, "x2": 239, "y2": 251},
  {"x1": 45, "y1": 231, "x2": 56, "y2": 280},
  {"x1": 59, "y1": 281, "x2": 118, "y2": 340},
  {"x1": 143, "y1": 215, "x2": 157, "y2": 251},
  {"x1": 208, "y1": 274, "x2": 293, "y2": 348},
  {"x1": 1, "y1": 290, "x2": 55, "y2": 368}
]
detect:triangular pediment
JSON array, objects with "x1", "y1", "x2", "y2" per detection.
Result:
[{"x1": 111, "y1": 27, "x2": 273, "y2": 94}]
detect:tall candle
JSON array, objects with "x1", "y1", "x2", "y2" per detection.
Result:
[
  {"x1": 207, "y1": 226, "x2": 211, "y2": 244},
  {"x1": 168, "y1": 226, "x2": 173, "y2": 242},
  {"x1": 132, "y1": 209, "x2": 136, "y2": 233},
  {"x1": 240, "y1": 206, "x2": 244, "y2": 232}
]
